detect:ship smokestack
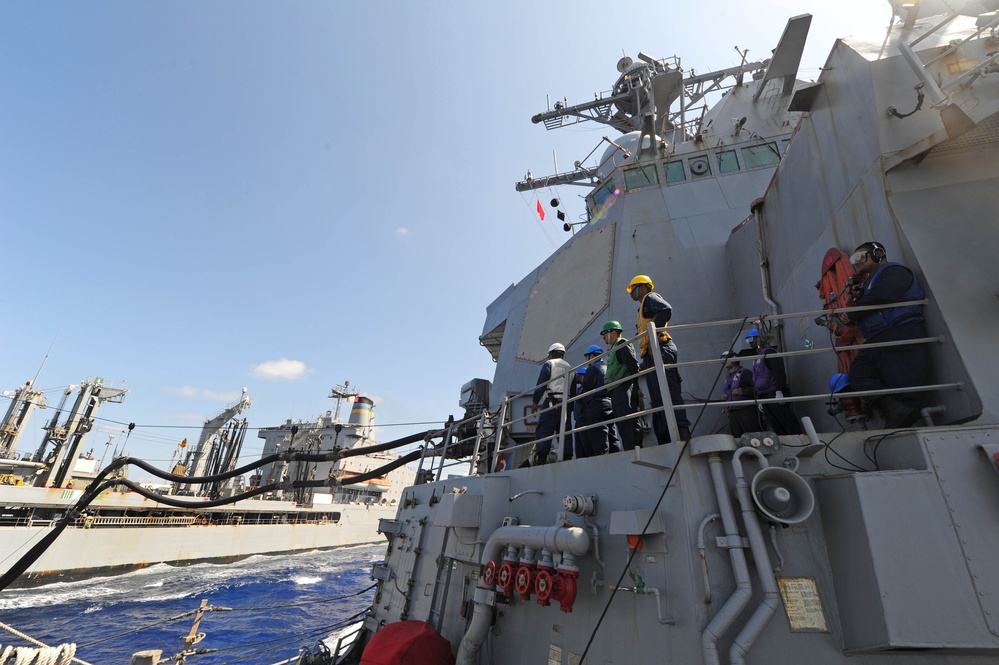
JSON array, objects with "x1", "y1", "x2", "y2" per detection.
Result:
[{"x1": 349, "y1": 395, "x2": 375, "y2": 430}]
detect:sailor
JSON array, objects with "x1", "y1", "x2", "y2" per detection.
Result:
[
  {"x1": 530, "y1": 342, "x2": 572, "y2": 464},
  {"x1": 745, "y1": 328, "x2": 802, "y2": 435},
  {"x1": 843, "y1": 241, "x2": 927, "y2": 428},
  {"x1": 720, "y1": 351, "x2": 758, "y2": 438},
  {"x1": 600, "y1": 321, "x2": 644, "y2": 451},
  {"x1": 626, "y1": 275, "x2": 691, "y2": 443},
  {"x1": 578, "y1": 344, "x2": 619, "y2": 457}
]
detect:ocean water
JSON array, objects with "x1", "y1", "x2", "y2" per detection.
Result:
[{"x1": 0, "y1": 544, "x2": 384, "y2": 665}]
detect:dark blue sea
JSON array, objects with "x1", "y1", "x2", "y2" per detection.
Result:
[{"x1": 0, "y1": 544, "x2": 384, "y2": 665}]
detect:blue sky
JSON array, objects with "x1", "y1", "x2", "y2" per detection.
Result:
[{"x1": 0, "y1": 1, "x2": 891, "y2": 473}]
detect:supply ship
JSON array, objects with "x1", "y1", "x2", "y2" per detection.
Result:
[
  {"x1": 340, "y1": 4, "x2": 999, "y2": 665},
  {"x1": 0, "y1": 380, "x2": 416, "y2": 586}
]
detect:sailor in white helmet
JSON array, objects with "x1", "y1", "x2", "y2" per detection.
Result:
[{"x1": 530, "y1": 342, "x2": 572, "y2": 465}]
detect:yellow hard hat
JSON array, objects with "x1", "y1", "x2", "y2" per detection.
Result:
[{"x1": 626, "y1": 274, "x2": 654, "y2": 293}]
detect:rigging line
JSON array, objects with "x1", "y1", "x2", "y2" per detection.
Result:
[
  {"x1": 870, "y1": 428, "x2": 918, "y2": 472},
  {"x1": 0, "y1": 618, "x2": 93, "y2": 665},
  {"x1": 92, "y1": 415, "x2": 447, "y2": 431},
  {"x1": 822, "y1": 437, "x2": 870, "y2": 472},
  {"x1": 206, "y1": 612, "x2": 368, "y2": 664},
  {"x1": 579, "y1": 318, "x2": 749, "y2": 663},
  {"x1": 519, "y1": 191, "x2": 560, "y2": 250},
  {"x1": 76, "y1": 607, "x2": 207, "y2": 648}
]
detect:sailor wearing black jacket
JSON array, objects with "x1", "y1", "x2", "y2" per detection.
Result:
[
  {"x1": 844, "y1": 241, "x2": 928, "y2": 428},
  {"x1": 627, "y1": 275, "x2": 691, "y2": 443}
]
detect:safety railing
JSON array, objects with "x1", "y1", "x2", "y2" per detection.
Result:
[{"x1": 486, "y1": 299, "x2": 960, "y2": 471}]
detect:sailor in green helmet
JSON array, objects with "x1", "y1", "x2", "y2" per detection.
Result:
[{"x1": 599, "y1": 320, "x2": 643, "y2": 451}]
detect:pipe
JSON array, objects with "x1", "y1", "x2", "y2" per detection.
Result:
[
  {"x1": 696, "y1": 514, "x2": 721, "y2": 605},
  {"x1": 752, "y1": 202, "x2": 781, "y2": 326},
  {"x1": 457, "y1": 523, "x2": 592, "y2": 665},
  {"x1": 701, "y1": 455, "x2": 753, "y2": 665},
  {"x1": 729, "y1": 448, "x2": 782, "y2": 665},
  {"x1": 801, "y1": 416, "x2": 821, "y2": 447},
  {"x1": 585, "y1": 519, "x2": 604, "y2": 568},
  {"x1": 920, "y1": 405, "x2": 946, "y2": 427}
]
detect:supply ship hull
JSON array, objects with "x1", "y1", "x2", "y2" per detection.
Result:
[
  {"x1": 0, "y1": 484, "x2": 399, "y2": 585},
  {"x1": 0, "y1": 388, "x2": 415, "y2": 587}
]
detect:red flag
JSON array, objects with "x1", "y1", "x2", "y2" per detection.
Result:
[{"x1": 536, "y1": 199, "x2": 546, "y2": 220}]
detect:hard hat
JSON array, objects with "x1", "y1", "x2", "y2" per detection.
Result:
[
  {"x1": 720, "y1": 350, "x2": 739, "y2": 360},
  {"x1": 829, "y1": 373, "x2": 850, "y2": 394},
  {"x1": 600, "y1": 320, "x2": 623, "y2": 334},
  {"x1": 745, "y1": 328, "x2": 760, "y2": 340},
  {"x1": 626, "y1": 274, "x2": 654, "y2": 293},
  {"x1": 585, "y1": 344, "x2": 603, "y2": 355},
  {"x1": 548, "y1": 343, "x2": 566, "y2": 353},
  {"x1": 576, "y1": 367, "x2": 587, "y2": 375}
]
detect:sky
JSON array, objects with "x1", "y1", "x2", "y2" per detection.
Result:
[{"x1": 0, "y1": 1, "x2": 895, "y2": 476}]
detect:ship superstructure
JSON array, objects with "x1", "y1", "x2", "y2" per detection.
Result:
[{"x1": 346, "y1": 5, "x2": 999, "y2": 665}]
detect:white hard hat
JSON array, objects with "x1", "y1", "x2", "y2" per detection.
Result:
[{"x1": 548, "y1": 343, "x2": 566, "y2": 353}]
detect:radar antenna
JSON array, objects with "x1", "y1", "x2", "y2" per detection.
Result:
[{"x1": 329, "y1": 381, "x2": 360, "y2": 422}]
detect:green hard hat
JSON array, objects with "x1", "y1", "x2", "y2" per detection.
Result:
[{"x1": 600, "y1": 320, "x2": 623, "y2": 334}]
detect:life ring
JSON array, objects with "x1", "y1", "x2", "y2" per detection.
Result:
[{"x1": 199, "y1": 517, "x2": 208, "y2": 525}]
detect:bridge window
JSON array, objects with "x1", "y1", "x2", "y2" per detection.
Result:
[
  {"x1": 665, "y1": 160, "x2": 686, "y2": 184},
  {"x1": 624, "y1": 164, "x2": 659, "y2": 190},
  {"x1": 741, "y1": 142, "x2": 781, "y2": 169},
  {"x1": 717, "y1": 150, "x2": 740, "y2": 174}
]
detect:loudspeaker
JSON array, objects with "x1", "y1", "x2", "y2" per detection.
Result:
[
  {"x1": 751, "y1": 467, "x2": 815, "y2": 525},
  {"x1": 870, "y1": 241, "x2": 886, "y2": 262}
]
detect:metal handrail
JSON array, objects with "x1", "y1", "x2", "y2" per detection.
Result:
[{"x1": 486, "y1": 300, "x2": 955, "y2": 468}]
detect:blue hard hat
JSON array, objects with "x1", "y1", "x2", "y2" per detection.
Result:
[
  {"x1": 745, "y1": 328, "x2": 760, "y2": 339},
  {"x1": 576, "y1": 367, "x2": 587, "y2": 375},
  {"x1": 585, "y1": 344, "x2": 603, "y2": 355},
  {"x1": 829, "y1": 373, "x2": 850, "y2": 394}
]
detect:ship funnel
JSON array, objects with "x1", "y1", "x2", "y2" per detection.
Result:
[
  {"x1": 750, "y1": 467, "x2": 814, "y2": 525},
  {"x1": 349, "y1": 395, "x2": 375, "y2": 429}
]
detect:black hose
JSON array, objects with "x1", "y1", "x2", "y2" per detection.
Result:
[{"x1": 1, "y1": 439, "x2": 429, "y2": 591}]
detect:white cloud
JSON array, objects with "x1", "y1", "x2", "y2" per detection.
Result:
[
  {"x1": 395, "y1": 227, "x2": 410, "y2": 237},
  {"x1": 203, "y1": 390, "x2": 243, "y2": 401},
  {"x1": 170, "y1": 386, "x2": 244, "y2": 401},
  {"x1": 251, "y1": 358, "x2": 311, "y2": 380}
]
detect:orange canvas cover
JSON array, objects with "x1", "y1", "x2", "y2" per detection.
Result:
[{"x1": 817, "y1": 248, "x2": 864, "y2": 373}]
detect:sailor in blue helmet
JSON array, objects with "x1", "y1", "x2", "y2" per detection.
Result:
[
  {"x1": 720, "y1": 351, "x2": 758, "y2": 437},
  {"x1": 577, "y1": 344, "x2": 619, "y2": 458},
  {"x1": 745, "y1": 328, "x2": 803, "y2": 435},
  {"x1": 842, "y1": 241, "x2": 927, "y2": 428}
]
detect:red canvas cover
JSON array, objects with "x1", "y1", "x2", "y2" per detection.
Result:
[{"x1": 359, "y1": 620, "x2": 455, "y2": 665}]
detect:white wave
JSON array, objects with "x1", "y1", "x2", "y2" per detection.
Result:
[{"x1": 292, "y1": 575, "x2": 322, "y2": 585}]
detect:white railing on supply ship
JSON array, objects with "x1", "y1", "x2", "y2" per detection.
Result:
[{"x1": 487, "y1": 299, "x2": 961, "y2": 472}]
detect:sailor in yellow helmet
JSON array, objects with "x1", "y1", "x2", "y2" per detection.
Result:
[{"x1": 627, "y1": 275, "x2": 691, "y2": 442}]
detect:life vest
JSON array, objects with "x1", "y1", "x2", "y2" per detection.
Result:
[
  {"x1": 605, "y1": 338, "x2": 636, "y2": 386},
  {"x1": 856, "y1": 262, "x2": 925, "y2": 340},
  {"x1": 816, "y1": 247, "x2": 863, "y2": 373},
  {"x1": 722, "y1": 368, "x2": 752, "y2": 409},
  {"x1": 545, "y1": 358, "x2": 572, "y2": 400},
  {"x1": 637, "y1": 293, "x2": 672, "y2": 358},
  {"x1": 752, "y1": 348, "x2": 779, "y2": 395}
]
